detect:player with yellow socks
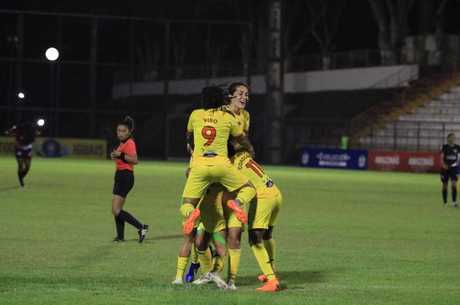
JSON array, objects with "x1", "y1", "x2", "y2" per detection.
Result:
[
  {"x1": 231, "y1": 151, "x2": 283, "y2": 292},
  {"x1": 221, "y1": 82, "x2": 251, "y2": 289},
  {"x1": 191, "y1": 184, "x2": 228, "y2": 288},
  {"x1": 173, "y1": 86, "x2": 256, "y2": 285}
]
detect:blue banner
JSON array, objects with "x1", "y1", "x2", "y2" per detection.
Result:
[{"x1": 300, "y1": 147, "x2": 368, "y2": 170}]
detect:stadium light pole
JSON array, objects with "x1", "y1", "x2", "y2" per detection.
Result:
[{"x1": 265, "y1": 0, "x2": 284, "y2": 164}]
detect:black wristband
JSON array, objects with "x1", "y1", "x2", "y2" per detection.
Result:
[{"x1": 120, "y1": 152, "x2": 128, "y2": 163}]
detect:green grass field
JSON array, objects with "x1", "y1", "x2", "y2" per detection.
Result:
[{"x1": 0, "y1": 157, "x2": 459, "y2": 305}]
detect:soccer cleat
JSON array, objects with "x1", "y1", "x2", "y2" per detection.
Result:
[
  {"x1": 138, "y1": 224, "x2": 149, "y2": 243},
  {"x1": 171, "y1": 278, "x2": 184, "y2": 285},
  {"x1": 183, "y1": 209, "x2": 201, "y2": 235},
  {"x1": 185, "y1": 262, "x2": 200, "y2": 283},
  {"x1": 257, "y1": 274, "x2": 268, "y2": 282},
  {"x1": 256, "y1": 278, "x2": 280, "y2": 292},
  {"x1": 226, "y1": 200, "x2": 248, "y2": 224},
  {"x1": 453, "y1": 202, "x2": 458, "y2": 208},
  {"x1": 227, "y1": 279, "x2": 237, "y2": 290},
  {"x1": 209, "y1": 272, "x2": 228, "y2": 289},
  {"x1": 193, "y1": 272, "x2": 213, "y2": 285},
  {"x1": 113, "y1": 237, "x2": 125, "y2": 242}
]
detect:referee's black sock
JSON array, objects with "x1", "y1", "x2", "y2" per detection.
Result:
[
  {"x1": 452, "y1": 187, "x2": 457, "y2": 203},
  {"x1": 114, "y1": 216, "x2": 125, "y2": 239},
  {"x1": 442, "y1": 189, "x2": 448, "y2": 204},
  {"x1": 118, "y1": 210, "x2": 143, "y2": 230}
]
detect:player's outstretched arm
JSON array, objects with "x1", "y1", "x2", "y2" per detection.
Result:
[{"x1": 233, "y1": 134, "x2": 255, "y2": 158}]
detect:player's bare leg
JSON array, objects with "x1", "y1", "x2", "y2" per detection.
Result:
[
  {"x1": 452, "y1": 180, "x2": 458, "y2": 207},
  {"x1": 442, "y1": 181, "x2": 448, "y2": 206}
]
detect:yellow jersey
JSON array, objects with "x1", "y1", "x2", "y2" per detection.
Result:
[
  {"x1": 187, "y1": 108, "x2": 243, "y2": 160},
  {"x1": 232, "y1": 151, "x2": 280, "y2": 198},
  {"x1": 223, "y1": 106, "x2": 250, "y2": 135}
]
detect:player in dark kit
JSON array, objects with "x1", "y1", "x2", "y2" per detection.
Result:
[
  {"x1": 440, "y1": 133, "x2": 460, "y2": 207},
  {"x1": 110, "y1": 116, "x2": 149, "y2": 242},
  {"x1": 4, "y1": 122, "x2": 40, "y2": 187}
]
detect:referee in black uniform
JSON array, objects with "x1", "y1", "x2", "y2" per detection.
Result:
[{"x1": 440, "y1": 133, "x2": 460, "y2": 207}]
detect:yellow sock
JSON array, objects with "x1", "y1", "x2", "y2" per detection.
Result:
[
  {"x1": 264, "y1": 238, "x2": 276, "y2": 269},
  {"x1": 228, "y1": 248, "x2": 241, "y2": 281},
  {"x1": 212, "y1": 255, "x2": 225, "y2": 272},
  {"x1": 236, "y1": 186, "x2": 256, "y2": 205},
  {"x1": 197, "y1": 249, "x2": 213, "y2": 273},
  {"x1": 175, "y1": 256, "x2": 189, "y2": 280},
  {"x1": 180, "y1": 203, "x2": 195, "y2": 217},
  {"x1": 251, "y1": 243, "x2": 276, "y2": 280},
  {"x1": 191, "y1": 246, "x2": 199, "y2": 264}
]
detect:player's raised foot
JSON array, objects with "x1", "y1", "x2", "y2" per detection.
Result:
[
  {"x1": 171, "y1": 278, "x2": 184, "y2": 285},
  {"x1": 226, "y1": 200, "x2": 248, "y2": 224},
  {"x1": 138, "y1": 224, "x2": 149, "y2": 243},
  {"x1": 256, "y1": 278, "x2": 280, "y2": 292},
  {"x1": 112, "y1": 237, "x2": 125, "y2": 242},
  {"x1": 257, "y1": 274, "x2": 268, "y2": 282},
  {"x1": 227, "y1": 279, "x2": 237, "y2": 290},
  {"x1": 193, "y1": 272, "x2": 213, "y2": 285},
  {"x1": 185, "y1": 262, "x2": 200, "y2": 283},
  {"x1": 183, "y1": 209, "x2": 201, "y2": 235},
  {"x1": 209, "y1": 272, "x2": 228, "y2": 289}
]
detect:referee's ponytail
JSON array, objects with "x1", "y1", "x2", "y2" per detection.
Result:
[{"x1": 120, "y1": 116, "x2": 135, "y2": 133}]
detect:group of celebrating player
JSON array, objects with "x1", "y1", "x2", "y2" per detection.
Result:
[
  {"x1": 170, "y1": 82, "x2": 283, "y2": 292},
  {"x1": 7, "y1": 80, "x2": 458, "y2": 293}
]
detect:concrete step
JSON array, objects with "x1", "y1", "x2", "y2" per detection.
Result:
[
  {"x1": 439, "y1": 92, "x2": 460, "y2": 100},
  {"x1": 414, "y1": 107, "x2": 460, "y2": 115},
  {"x1": 427, "y1": 100, "x2": 460, "y2": 107},
  {"x1": 399, "y1": 114, "x2": 460, "y2": 122},
  {"x1": 362, "y1": 136, "x2": 443, "y2": 147},
  {"x1": 384, "y1": 122, "x2": 460, "y2": 130}
]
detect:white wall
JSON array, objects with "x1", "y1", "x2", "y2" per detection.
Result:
[{"x1": 112, "y1": 65, "x2": 419, "y2": 99}]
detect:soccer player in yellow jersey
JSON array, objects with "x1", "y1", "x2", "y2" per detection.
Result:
[
  {"x1": 181, "y1": 98, "x2": 256, "y2": 230},
  {"x1": 173, "y1": 86, "x2": 257, "y2": 285},
  {"x1": 221, "y1": 82, "x2": 251, "y2": 289},
  {"x1": 232, "y1": 150, "x2": 283, "y2": 292}
]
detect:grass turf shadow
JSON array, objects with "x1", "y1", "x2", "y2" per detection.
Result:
[{"x1": 236, "y1": 270, "x2": 327, "y2": 288}]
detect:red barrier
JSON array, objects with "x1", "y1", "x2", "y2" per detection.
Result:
[{"x1": 368, "y1": 150, "x2": 441, "y2": 173}]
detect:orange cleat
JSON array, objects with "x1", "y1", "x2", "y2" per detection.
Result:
[
  {"x1": 226, "y1": 200, "x2": 248, "y2": 224},
  {"x1": 257, "y1": 274, "x2": 268, "y2": 282},
  {"x1": 256, "y1": 278, "x2": 280, "y2": 292},
  {"x1": 183, "y1": 208, "x2": 201, "y2": 235}
]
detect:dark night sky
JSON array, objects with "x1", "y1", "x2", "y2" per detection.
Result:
[{"x1": 2, "y1": 0, "x2": 460, "y2": 55}]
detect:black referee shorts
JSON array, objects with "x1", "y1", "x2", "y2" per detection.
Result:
[
  {"x1": 113, "y1": 170, "x2": 134, "y2": 198},
  {"x1": 15, "y1": 147, "x2": 32, "y2": 160},
  {"x1": 441, "y1": 167, "x2": 458, "y2": 183}
]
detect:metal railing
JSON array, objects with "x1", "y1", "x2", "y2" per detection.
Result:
[{"x1": 360, "y1": 120, "x2": 460, "y2": 151}]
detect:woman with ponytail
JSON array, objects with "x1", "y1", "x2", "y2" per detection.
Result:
[{"x1": 110, "y1": 116, "x2": 149, "y2": 243}]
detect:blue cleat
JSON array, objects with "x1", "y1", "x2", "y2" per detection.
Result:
[{"x1": 185, "y1": 263, "x2": 200, "y2": 283}]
